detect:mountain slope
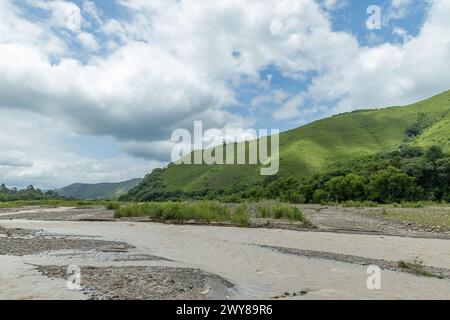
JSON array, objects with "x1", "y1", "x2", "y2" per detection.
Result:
[
  {"x1": 57, "y1": 178, "x2": 142, "y2": 200},
  {"x1": 125, "y1": 90, "x2": 450, "y2": 199}
]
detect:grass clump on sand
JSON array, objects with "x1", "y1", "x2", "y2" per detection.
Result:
[
  {"x1": 257, "y1": 202, "x2": 313, "y2": 227},
  {"x1": 105, "y1": 202, "x2": 120, "y2": 210},
  {"x1": 397, "y1": 258, "x2": 435, "y2": 278},
  {"x1": 115, "y1": 201, "x2": 250, "y2": 227},
  {"x1": 231, "y1": 204, "x2": 251, "y2": 226}
]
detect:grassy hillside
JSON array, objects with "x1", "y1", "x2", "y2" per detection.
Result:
[
  {"x1": 57, "y1": 178, "x2": 142, "y2": 200},
  {"x1": 125, "y1": 90, "x2": 450, "y2": 199}
]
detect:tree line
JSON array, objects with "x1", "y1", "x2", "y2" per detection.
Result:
[
  {"x1": 0, "y1": 184, "x2": 60, "y2": 202},
  {"x1": 122, "y1": 144, "x2": 450, "y2": 204}
]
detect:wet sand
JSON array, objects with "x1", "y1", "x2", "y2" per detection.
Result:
[{"x1": 0, "y1": 206, "x2": 449, "y2": 300}]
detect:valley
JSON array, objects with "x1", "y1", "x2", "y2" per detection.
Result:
[{"x1": 1, "y1": 205, "x2": 449, "y2": 300}]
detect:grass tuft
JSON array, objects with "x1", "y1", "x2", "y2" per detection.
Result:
[
  {"x1": 106, "y1": 202, "x2": 120, "y2": 210},
  {"x1": 256, "y1": 202, "x2": 313, "y2": 226},
  {"x1": 397, "y1": 257, "x2": 435, "y2": 278}
]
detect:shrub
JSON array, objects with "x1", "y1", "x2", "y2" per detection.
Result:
[
  {"x1": 398, "y1": 257, "x2": 434, "y2": 278},
  {"x1": 106, "y1": 202, "x2": 120, "y2": 210},
  {"x1": 231, "y1": 204, "x2": 250, "y2": 226},
  {"x1": 313, "y1": 189, "x2": 328, "y2": 204},
  {"x1": 368, "y1": 166, "x2": 421, "y2": 203},
  {"x1": 257, "y1": 203, "x2": 309, "y2": 224},
  {"x1": 326, "y1": 173, "x2": 366, "y2": 202}
]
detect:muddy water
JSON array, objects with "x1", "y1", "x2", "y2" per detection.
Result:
[
  {"x1": 1, "y1": 218, "x2": 449, "y2": 300},
  {"x1": 0, "y1": 255, "x2": 86, "y2": 300}
]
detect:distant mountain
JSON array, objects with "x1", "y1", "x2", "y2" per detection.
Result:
[
  {"x1": 123, "y1": 90, "x2": 450, "y2": 201},
  {"x1": 57, "y1": 178, "x2": 142, "y2": 200}
]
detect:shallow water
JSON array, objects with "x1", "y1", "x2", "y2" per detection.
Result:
[
  {"x1": 0, "y1": 255, "x2": 86, "y2": 300},
  {"x1": 1, "y1": 218, "x2": 449, "y2": 299}
]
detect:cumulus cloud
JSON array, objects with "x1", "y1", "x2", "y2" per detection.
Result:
[
  {"x1": 76, "y1": 32, "x2": 100, "y2": 51},
  {"x1": 0, "y1": 151, "x2": 33, "y2": 168},
  {"x1": 0, "y1": 0, "x2": 449, "y2": 188},
  {"x1": 307, "y1": 0, "x2": 450, "y2": 115},
  {"x1": 82, "y1": 0, "x2": 102, "y2": 26},
  {"x1": 27, "y1": 0, "x2": 82, "y2": 31},
  {"x1": 0, "y1": 110, "x2": 161, "y2": 188},
  {"x1": 272, "y1": 95, "x2": 304, "y2": 120}
]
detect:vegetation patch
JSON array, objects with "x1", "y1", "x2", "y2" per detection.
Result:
[
  {"x1": 114, "y1": 201, "x2": 314, "y2": 228},
  {"x1": 0, "y1": 184, "x2": 61, "y2": 202},
  {"x1": 121, "y1": 144, "x2": 450, "y2": 206},
  {"x1": 106, "y1": 202, "x2": 121, "y2": 211},
  {"x1": 256, "y1": 202, "x2": 312, "y2": 226},
  {"x1": 398, "y1": 258, "x2": 436, "y2": 278},
  {"x1": 115, "y1": 201, "x2": 251, "y2": 227}
]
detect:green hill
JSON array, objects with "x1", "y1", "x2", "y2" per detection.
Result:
[
  {"x1": 125, "y1": 90, "x2": 450, "y2": 200},
  {"x1": 57, "y1": 178, "x2": 142, "y2": 200}
]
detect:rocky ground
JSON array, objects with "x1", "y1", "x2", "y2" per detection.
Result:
[
  {"x1": 0, "y1": 222, "x2": 232, "y2": 300},
  {"x1": 38, "y1": 265, "x2": 233, "y2": 300},
  {"x1": 0, "y1": 225, "x2": 132, "y2": 256},
  {"x1": 299, "y1": 204, "x2": 450, "y2": 239}
]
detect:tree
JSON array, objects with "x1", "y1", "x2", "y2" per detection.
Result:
[
  {"x1": 266, "y1": 177, "x2": 298, "y2": 200},
  {"x1": 368, "y1": 166, "x2": 421, "y2": 203},
  {"x1": 425, "y1": 145, "x2": 444, "y2": 163},
  {"x1": 326, "y1": 173, "x2": 366, "y2": 202},
  {"x1": 313, "y1": 189, "x2": 329, "y2": 204}
]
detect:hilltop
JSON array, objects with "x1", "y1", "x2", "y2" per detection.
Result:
[
  {"x1": 57, "y1": 178, "x2": 142, "y2": 200},
  {"x1": 124, "y1": 90, "x2": 450, "y2": 201}
]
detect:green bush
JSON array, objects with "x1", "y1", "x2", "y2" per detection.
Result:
[
  {"x1": 257, "y1": 203, "x2": 308, "y2": 223},
  {"x1": 368, "y1": 166, "x2": 421, "y2": 203},
  {"x1": 326, "y1": 173, "x2": 366, "y2": 202},
  {"x1": 313, "y1": 189, "x2": 328, "y2": 204},
  {"x1": 106, "y1": 202, "x2": 120, "y2": 210},
  {"x1": 231, "y1": 204, "x2": 250, "y2": 226}
]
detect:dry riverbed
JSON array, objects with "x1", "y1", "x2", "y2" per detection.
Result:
[{"x1": 0, "y1": 205, "x2": 449, "y2": 300}]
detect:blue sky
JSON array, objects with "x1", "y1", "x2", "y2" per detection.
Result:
[
  {"x1": 0, "y1": 0, "x2": 449, "y2": 189},
  {"x1": 220, "y1": 0, "x2": 432, "y2": 133}
]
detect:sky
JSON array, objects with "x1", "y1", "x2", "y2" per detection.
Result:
[{"x1": 0, "y1": 0, "x2": 449, "y2": 189}]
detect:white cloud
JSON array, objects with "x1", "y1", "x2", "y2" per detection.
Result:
[
  {"x1": 0, "y1": 0, "x2": 449, "y2": 187},
  {"x1": 82, "y1": 0, "x2": 102, "y2": 26},
  {"x1": 392, "y1": 27, "x2": 413, "y2": 42},
  {"x1": 28, "y1": 0, "x2": 82, "y2": 31},
  {"x1": 0, "y1": 151, "x2": 33, "y2": 168},
  {"x1": 307, "y1": 0, "x2": 450, "y2": 115},
  {"x1": 76, "y1": 32, "x2": 100, "y2": 51},
  {"x1": 0, "y1": 110, "x2": 160, "y2": 188},
  {"x1": 391, "y1": 0, "x2": 413, "y2": 8},
  {"x1": 386, "y1": 0, "x2": 416, "y2": 22},
  {"x1": 272, "y1": 95, "x2": 304, "y2": 120},
  {"x1": 0, "y1": 1, "x2": 67, "y2": 56}
]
